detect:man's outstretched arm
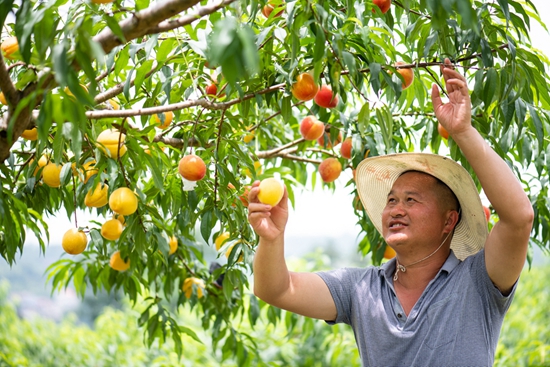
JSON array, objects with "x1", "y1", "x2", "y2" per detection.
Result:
[
  {"x1": 248, "y1": 181, "x2": 337, "y2": 320},
  {"x1": 432, "y1": 59, "x2": 534, "y2": 294}
]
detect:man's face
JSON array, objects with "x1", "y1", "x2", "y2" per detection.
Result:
[{"x1": 381, "y1": 172, "x2": 451, "y2": 252}]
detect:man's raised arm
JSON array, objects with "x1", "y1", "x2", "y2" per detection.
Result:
[
  {"x1": 247, "y1": 180, "x2": 337, "y2": 320},
  {"x1": 432, "y1": 59, "x2": 534, "y2": 294}
]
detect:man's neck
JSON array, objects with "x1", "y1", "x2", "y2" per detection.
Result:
[{"x1": 394, "y1": 248, "x2": 451, "y2": 290}]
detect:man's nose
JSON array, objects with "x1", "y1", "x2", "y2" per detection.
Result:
[{"x1": 389, "y1": 202, "x2": 406, "y2": 217}]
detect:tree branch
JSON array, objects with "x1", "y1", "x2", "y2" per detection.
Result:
[
  {"x1": 149, "y1": 0, "x2": 237, "y2": 34},
  {"x1": 0, "y1": 54, "x2": 19, "y2": 106},
  {"x1": 85, "y1": 83, "x2": 285, "y2": 119},
  {"x1": 93, "y1": 0, "x2": 203, "y2": 55}
]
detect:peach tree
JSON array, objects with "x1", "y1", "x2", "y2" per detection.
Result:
[{"x1": 1, "y1": 0, "x2": 549, "y2": 363}]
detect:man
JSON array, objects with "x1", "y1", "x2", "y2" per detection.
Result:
[{"x1": 247, "y1": 59, "x2": 534, "y2": 366}]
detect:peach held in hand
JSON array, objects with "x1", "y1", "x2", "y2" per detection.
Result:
[{"x1": 257, "y1": 178, "x2": 285, "y2": 206}]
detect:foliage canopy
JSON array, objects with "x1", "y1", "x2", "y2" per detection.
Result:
[{"x1": 1, "y1": 0, "x2": 549, "y2": 361}]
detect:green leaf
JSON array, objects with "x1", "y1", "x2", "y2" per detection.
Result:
[
  {"x1": 103, "y1": 14, "x2": 126, "y2": 43},
  {"x1": 200, "y1": 209, "x2": 215, "y2": 243},
  {"x1": 281, "y1": 95, "x2": 291, "y2": 122},
  {"x1": 143, "y1": 152, "x2": 165, "y2": 193},
  {"x1": 0, "y1": 0, "x2": 15, "y2": 29},
  {"x1": 357, "y1": 103, "x2": 370, "y2": 136},
  {"x1": 313, "y1": 23, "x2": 326, "y2": 62},
  {"x1": 528, "y1": 106, "x2": 544, "y2": 148}
]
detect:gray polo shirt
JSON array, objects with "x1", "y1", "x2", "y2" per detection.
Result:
[{"x1": 317, "y1": 250, "x2": 516, "y2": 366}]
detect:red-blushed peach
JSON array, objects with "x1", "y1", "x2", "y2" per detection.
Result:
[
  {"x1": 299, "y1": 115, "x2": 325, "y2": 141},
  {"x1": 483, "y1": 205, "x2": 491, "y2": 222},
  {"x1": 205, "y1": 83, "x2": 218, "y2": 96},
  {"x1": 340, "y1": 137, "x2": 352, "y2": 159},
  {"x1": 318, "y1": 158, "x2": 342, "y2": 183},
  {"x1": 438, "y1": 123, "x2": 449, "y2": 140},
  {"x1": 262, "y1": 0, "x2": 285, "y2": 17},
  {"x1": 314, "y1": 85, "x2": 339, "y2": 108},
  {"x1": 394, "y1": 62, "x2": 414, "y2": 90},
  {"x1": 317, "y1": 131, "x2": 343, "y2": 149},
  {"x1": 373, "y1": 0, "x2": 391, "y2": 14},
  {"x1": 178, "y1": 154, "x2": 207, "y2": 181},
  {"x1": 291, "y1": 73, "x2": 318, "y2": 101}
]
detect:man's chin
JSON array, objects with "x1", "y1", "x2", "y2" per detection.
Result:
[{"x1": 384, "y1": 233, "x2": 408, "y2": 247}]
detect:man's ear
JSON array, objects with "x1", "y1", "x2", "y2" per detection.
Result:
[{"x1": 445, "y1": 210, "x2": 460, "y2": 230}]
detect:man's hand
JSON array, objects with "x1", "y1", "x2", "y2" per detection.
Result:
[
  {"x1": 247, "y1": 180, "x2": 289, "y2": 241},
  {"x1": 431, "y1": 58, "x2": 473, "y2": 138}
]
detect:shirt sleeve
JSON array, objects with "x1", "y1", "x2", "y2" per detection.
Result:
[
  {"x1": 469, "y1": 249, "x2": 518, "y2": 314},
  {"x1": 316, "y1": 267, "x2": 366, "y2": 325}
]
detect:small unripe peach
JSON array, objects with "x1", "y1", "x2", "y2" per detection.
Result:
[
  {"x1": 299, "y1": 116, "x2": 325, "y2": 141},
  {"x1": 178, "y1": 154, "x2": 207, "y2": 181},
  {"x1": 257, "y1": 178, "x2": 285, "y2": 206},
  {"x1": 318, "y1": 158, "x2": 342, "y2": 183}
]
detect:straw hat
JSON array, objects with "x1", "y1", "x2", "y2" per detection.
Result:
[{"x1": 355, "y1": 153, "x2": 488, "y2": 260}]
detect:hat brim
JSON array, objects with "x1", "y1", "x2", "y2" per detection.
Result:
[{"x1": 355, "y1": 153, "x2": 488, "y2": 260}]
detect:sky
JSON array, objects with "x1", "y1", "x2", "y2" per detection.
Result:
[{"x1": 23, "y1": 1, "x2": 550, "y2": 249}]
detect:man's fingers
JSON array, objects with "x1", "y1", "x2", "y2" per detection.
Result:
[
  {"x1": 431, "y1": 83, "x2": 443, "y2": 111},
  {"x1": 446, "y1": 79, "x2": 468, "y2": 96}
]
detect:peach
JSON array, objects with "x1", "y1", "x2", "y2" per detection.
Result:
[
  {"x1": 1, "y1": 36, "x2": 19, "y2": 59},
  {"x1": 394, "y1": 62, "x2": 414, "y2": 90},
  {"x1": 178, "y1": 154, "x2": 206, "y2": 181},
  {"x1": 373, "y1": 0, "x2": 391, "y2": 14},
  {"x1": 96, "y1": 129, "x2": 127, "y2": 159},
  {"x1": 21, "y1": 128, "x2": 38, "y2": 141},
  {"x1": 152, "y1": 111, "x2": 173, "y2": 130},
  {"x1": 314, "y1": 85, "x2": 339, "y2": 108},
  {"x1": 299, "y1": 115, "x2": 325, "y2": 141},
  {"x1": 438, "y1": 123, "x2": 449, "y2": 140},
  {"x1": 109, "y1": 187, "x2": 138, "y2": 216},
  {"x1": 317, "y1": 131, "x2": 343, "y2": 149},
  {"x1": 383, "y1": 245, "x2": 396, "y2": 259},
  {"x1": 257, "y1": 178, "x2": 285, "y2": 206},
  {"x1": 262, "y1": 0, "x2": 284, "y2": 17},
  {"x1": 483, "y1": 206, "x2": 491, "y2": 222},
  {"x1": 205, "y1": 83, "x2": 218, "y2": 96},
  {"x1": 291, "y1": 73, "x2": 318, "y2": 101},
  {"x1": 318, "y1": 158, "x2": 342, "y2": 183},
  {"x1": 340, "y1": 137, "x2": 352, "y2": 159}
]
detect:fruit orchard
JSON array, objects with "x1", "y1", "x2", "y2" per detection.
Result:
[{"x1": 1, "y1": 0, "x2": 549, "y2": 363}]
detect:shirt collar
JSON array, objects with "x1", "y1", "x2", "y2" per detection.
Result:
[{"x1": 380, "y1": 249, "x2": 461, "y2": 282}]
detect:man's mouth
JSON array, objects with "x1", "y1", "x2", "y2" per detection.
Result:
[{"x1": 389, "y1": 221, "x2": 407, "y2": 229}]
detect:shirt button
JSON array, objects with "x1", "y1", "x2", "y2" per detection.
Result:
[{"x1": 397, "y1": 313, "x2": 403, "y2": 318}]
